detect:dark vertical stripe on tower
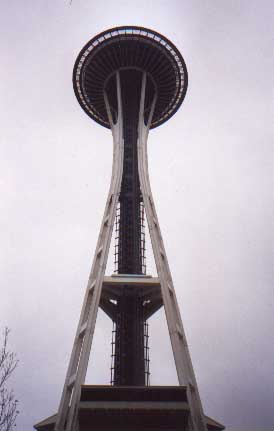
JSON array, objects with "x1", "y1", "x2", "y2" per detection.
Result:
[
  {"x1": 118, "y1": 70, "x2": 143, "y2": 275},
  {"x1": 112, "y1": 70, "x2": 145, "y2": 385}
]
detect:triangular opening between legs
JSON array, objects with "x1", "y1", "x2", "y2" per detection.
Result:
[{"x1": 85, "y1": 200, "x2": 179, "y2": 388}]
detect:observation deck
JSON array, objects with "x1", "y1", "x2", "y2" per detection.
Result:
[{"x1": 73, "y1": 26, "x2": 188, "y2": 129}]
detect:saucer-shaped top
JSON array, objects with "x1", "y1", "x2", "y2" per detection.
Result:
[{"x1": 73, "y1": 26, "x2": 188, "y2": 129}]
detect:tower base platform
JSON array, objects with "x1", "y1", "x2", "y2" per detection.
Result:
[{"x1": 34, "y1": 385, "x2": 225, "y2": 431}]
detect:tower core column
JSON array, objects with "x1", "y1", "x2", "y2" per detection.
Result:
[{"x1": 105, "y1": 69, "x2": 156, "y2": 386}]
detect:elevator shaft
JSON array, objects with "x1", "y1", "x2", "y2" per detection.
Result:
[{"x1": 109, "y1": 70, "x2": 146, "y2": 386}]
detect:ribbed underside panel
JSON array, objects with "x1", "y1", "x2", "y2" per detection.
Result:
[{"x1": 73, "y1": 27, "x2": 188, "y2": 129}]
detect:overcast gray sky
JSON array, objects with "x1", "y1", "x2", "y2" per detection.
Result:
[{"x1": 1, "y1": 1, "x2": 274, "y2": 430}]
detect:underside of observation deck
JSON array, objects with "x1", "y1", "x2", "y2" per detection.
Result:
[{"x1": 73, "y1": 26, "x2": 188, "y2": 129}]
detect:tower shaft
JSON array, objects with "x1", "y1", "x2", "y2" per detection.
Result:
[
  {"x1": 118, "y1": 71, "x2": 143, "y2": 275},
  {"x1": 114, "y1": 71, "x2": 145, "y2": 385}
]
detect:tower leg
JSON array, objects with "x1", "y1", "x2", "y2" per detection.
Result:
[
  {"x1": 54, "y1": 73, "x2": 124, "y2": 431},
  {"x1": 137, "y1": 72, "x2": 207, "y2": 431}
]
